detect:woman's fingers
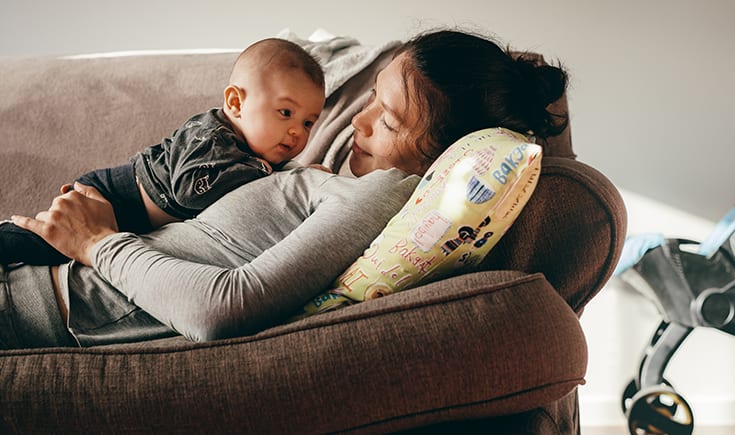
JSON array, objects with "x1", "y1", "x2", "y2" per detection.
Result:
[
  {"x1": 73, "y1": 182, "x2": 107, "y2": 201},
  {"x1": 11, "y1": 187, "x2": 118, "y2": 266},
  {"x1": 10, "y1": 214, "x2": 44, "y2": 235}
]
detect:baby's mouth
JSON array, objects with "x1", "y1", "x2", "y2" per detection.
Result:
[{"x1": 278, "y1": 143, "x2": 293, "y2": 153}]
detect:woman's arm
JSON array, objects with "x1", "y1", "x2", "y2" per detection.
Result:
[
  {"x1": 93, "y1": 170, "x2": 418, "y2": 341},
  {"x1": 14, "y1": 170, "x2": 417, "y2": 341}
]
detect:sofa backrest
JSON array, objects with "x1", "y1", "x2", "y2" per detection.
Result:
[{"x1": 0, "y1": 52, "x2": 235, "y2": 218}]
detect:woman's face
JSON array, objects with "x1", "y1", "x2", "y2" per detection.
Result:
[{"x1": 349, "y1": 53, "x2": 426, "y2": 177}]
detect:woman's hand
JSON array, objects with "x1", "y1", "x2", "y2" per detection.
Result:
[{"x1": 12, "y1": 182, "x2": 118, "y2": 266}]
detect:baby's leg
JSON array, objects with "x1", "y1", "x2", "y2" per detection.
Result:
[
  {"x1": 0, "y1": 221, "x2": 69, "y2": 265},
  {"x1": 75, "y1": 164, "x2": 155, "y2": 233}
]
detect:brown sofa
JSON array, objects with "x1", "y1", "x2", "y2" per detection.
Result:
[{"x1": 0, "y1": 47, "x2": 626, "y2": 434}]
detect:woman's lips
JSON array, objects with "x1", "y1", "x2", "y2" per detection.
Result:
[{"x1": 351, "y1": 137, "x2": 371, "y2": 156}]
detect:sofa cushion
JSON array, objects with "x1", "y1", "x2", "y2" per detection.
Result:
[{"x1": 0, "y1": 270, "x2": 586, "y2": 434}]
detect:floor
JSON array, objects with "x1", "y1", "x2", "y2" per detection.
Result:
[{"x1": 581, "y1": 426, "x2": 735, "y2": 434}]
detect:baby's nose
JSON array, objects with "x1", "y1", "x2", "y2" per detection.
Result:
[{"x1": 289, "y1": 125, "x2": 302, "y2": 137}]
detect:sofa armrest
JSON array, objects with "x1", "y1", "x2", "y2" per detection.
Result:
[{"x1": 0, "y1": 270, "x2": 587, "y2": 434}]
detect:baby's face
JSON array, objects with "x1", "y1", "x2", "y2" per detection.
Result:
[{"x1": 233, "y1": 69, "x2": 325, "y2": 165}]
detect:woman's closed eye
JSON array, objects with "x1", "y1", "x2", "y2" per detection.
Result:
[
  {"x1": 367, "y1": 89, "x2": 398, "y2": 133},
  {"x1": 380, "y1": 116, "x2": 398, "y2": 132}
]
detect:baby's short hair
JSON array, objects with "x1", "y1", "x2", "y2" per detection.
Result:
[{"x1": 230, "y1": 38, "x2": 324, "y2": 89}]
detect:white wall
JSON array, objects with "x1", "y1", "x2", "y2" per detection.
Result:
[{"x1": 2, "y1": 0, "x2": 734, "y2": 426}]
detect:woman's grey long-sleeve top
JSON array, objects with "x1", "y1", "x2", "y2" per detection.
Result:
[{"x1": 58, "y1": 167, "x2": 419, "y2": 345}]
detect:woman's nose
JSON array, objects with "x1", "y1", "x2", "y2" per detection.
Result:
[{"x1": 351, "y1": 109, "x2": 371, "y2": 136}]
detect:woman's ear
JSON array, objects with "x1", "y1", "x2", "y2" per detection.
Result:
[{"x1": 224, "y1": 85, "x2": 244, "y2": 117}]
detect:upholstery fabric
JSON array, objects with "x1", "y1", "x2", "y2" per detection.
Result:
[
  {"x1": 404, "y1": 390, "x2": 580, "y2": 434},
  {"x1": 481, "y1": 156, "x2": 627, "y2": 313},
  {"x1": 1, "y1": 271, "x2": 585, "y2": 433},
  {"x1": 0, "y1": 53, "x2": 232, "y2": 218}
]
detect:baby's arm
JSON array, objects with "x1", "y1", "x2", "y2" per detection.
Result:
[
  {"x1": 167, "y1": 117, "x2": 272, "y2": 213},
  {"x1": 169, "y1": 153, "x2": 273, "y2": 213},
  {"x1": 137, "y1": 182, "x2": 181, "y2": 228},
  {"x1": 150, "y1": 110, "x2": 275, "y2": 218}
]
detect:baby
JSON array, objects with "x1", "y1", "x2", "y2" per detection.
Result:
[{"x1": 0, "y1": 38, "x2": 326, "y2": 265}]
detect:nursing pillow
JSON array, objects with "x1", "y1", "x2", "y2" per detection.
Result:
[{"x1": 293, "y1": 127, "x2": 542, "y2": 319}]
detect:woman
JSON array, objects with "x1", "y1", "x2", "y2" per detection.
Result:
[{"x1": 5, "y1": 29, "x2": 568, "y2": 348}]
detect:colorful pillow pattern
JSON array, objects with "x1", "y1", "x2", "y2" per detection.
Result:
[{"x1": 292, "y1": 127, "x2": 542, "y2": 320}]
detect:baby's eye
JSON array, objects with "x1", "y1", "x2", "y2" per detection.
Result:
[
  {"x1": 304, "y1": 120, "x2": 315, "y2": 130},
  {"x1": 279, "y1": 109, "x2": 292, "y2": 118}
]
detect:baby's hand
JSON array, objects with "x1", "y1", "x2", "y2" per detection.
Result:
[{"x1": 308, "y1": 164, "x2": 332, "y2": 173}]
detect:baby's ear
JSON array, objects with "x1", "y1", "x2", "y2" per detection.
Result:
[{"x1": 224, "y1": 85, "x2": 244, "y2": 116}]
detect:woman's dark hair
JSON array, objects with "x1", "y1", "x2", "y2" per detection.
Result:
[{"x1": 396, "y1": 29, "x2": 569, "y2": 162}]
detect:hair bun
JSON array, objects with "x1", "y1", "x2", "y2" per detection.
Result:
[
  {"x1": 515, "y1": 56, "x2": 567, "y2": 107},
  {"x1": 534, "y1": 64, "x2": 568, "y2": 106},
  {"x1": 514, "y1": 56, "x2": 569, "y2": 137}
]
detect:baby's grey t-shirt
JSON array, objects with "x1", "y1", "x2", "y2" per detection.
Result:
[
  {"x1": 133, "y1": 108, "x2": 275, "y2": 219},
  {"x1": 59, "y1": 167, "x2": 419, "y2": 345}
]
